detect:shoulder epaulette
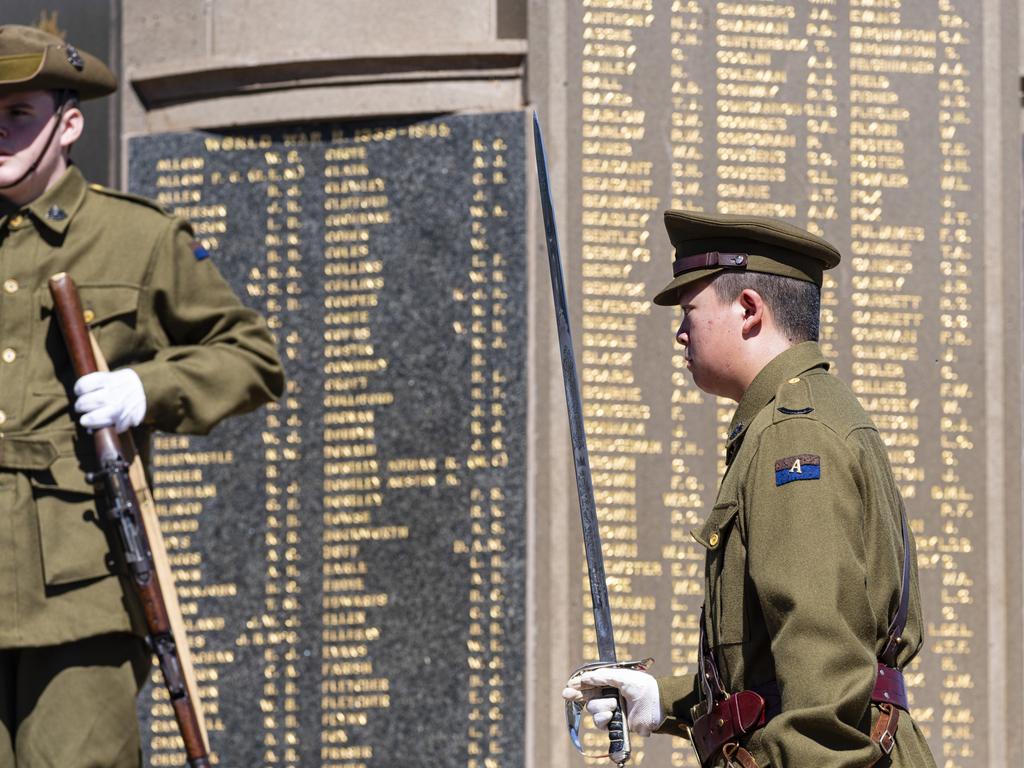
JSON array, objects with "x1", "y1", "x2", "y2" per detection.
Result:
[
  {"x1": 87, "y1": 183, "x2": 172, "y2": 216},
  {"x1": 773, "y1": 375, "x2": 817, "y2": 422}
]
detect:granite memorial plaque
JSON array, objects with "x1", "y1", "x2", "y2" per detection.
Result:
[
  {"x1": 557, "y1": 1, "x2": 1011, "y2": 765},
  {"x1": 128, "y1": 112, "x2": 527, "y2": 767}
]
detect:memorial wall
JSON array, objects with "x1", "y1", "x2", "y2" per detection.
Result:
[
  {"x1": 119, "y1": 0, "x2": 1022, "y2": 766},
  {"x1": 556, "y1": 1, "x2": 1019, "y2": 766},
  {"x1": 129, "y1": 114, "x2": 528, "y2": 767}
]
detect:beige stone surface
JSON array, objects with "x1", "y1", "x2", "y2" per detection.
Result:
[
  {"x1": 209, "y1": 0, "x2": 497, "y2": 58},
  {"x1": 120, "y1": 1, "x2": 527, "y2": 139},
  {"x1": 122, "y1": 0, "x2": 210, "y2": 71}
]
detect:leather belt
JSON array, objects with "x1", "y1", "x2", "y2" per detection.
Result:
[{"x1": 690, "y1": 664, "x2": 908, "y2": 766}]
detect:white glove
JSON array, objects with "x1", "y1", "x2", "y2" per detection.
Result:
[
  {"x1": 562, "y1": 667, "x2": 665, "y2": 737},
  {"x1": 74, "y1": 369, "x2": 147, "y2": 433}
]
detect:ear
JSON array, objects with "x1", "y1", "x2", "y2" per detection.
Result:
[
  {"x1": 57, "y1": 105, "x2": 84, "y2": 152},
  {"x1": 738, "y1": 288, "x2": 765, "y2": 336}
]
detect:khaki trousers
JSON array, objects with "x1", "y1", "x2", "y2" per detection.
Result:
[{"x1": 0, "y1": 633, "x2": 150, "y2": 768}]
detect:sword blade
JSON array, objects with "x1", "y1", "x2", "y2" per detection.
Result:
[{"x1": 533, "y1": 113, "x2": 617, "y2": 664}]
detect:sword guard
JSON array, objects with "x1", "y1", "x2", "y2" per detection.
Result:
[{"x1": 565, "y1": 658, "x2": 653, "y2": 765}]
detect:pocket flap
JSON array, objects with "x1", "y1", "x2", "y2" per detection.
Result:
[
  {"x1": 39, "y1": 283, "x2": 140, "y2": 325},
  {"x1": 32, "y1": 455, "x2": 112, "y2": 586},
  {"x1": 691, "y1": 502, "x2": 740, "y2": 550},
  {"x1": 30, "y1": 453, "x2": 93, "y2": 494}
]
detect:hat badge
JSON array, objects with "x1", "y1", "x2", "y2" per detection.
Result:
[{"x1": 64, "y1": 44, "x2": 84, "y2": 71}]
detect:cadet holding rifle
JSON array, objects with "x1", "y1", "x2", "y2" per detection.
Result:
[
  {"x1": 563, "y1": 211, "x2": 937, "y2": 767},
  {"x1": 0, "y1": 25, "x2": 283, "y2": 767}
]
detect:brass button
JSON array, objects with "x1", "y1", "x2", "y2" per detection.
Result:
[
  {"x1": 708, "y1": 532, "x2": 720, "y2": 547},
  {"x1": 0, "y1": 411, "x2": 9, "y2": 425},
  {"x1": 2, "y1": 349, "x2": 16, "y2": 363},
  {"x1": 3, "y1": 279, "x2": 18, "y2": 294},
  {"x1": 83, "y1": 309, "x2": 95, "y2": 323},
  {"x1": 788, "y1": 377, "x2": 800, "y2": 384},
  {"x1": 8, "y1": 215, "x2": 24, "y2": 228}
]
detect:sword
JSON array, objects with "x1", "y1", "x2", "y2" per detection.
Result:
[{"x1": 533, "y1": 113, "x2": 649, "y2": 765}]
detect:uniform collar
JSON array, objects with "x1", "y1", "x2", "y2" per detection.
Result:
[
  {"x1": 725, "y1": 341, "x2": 830, "y2": 461},
  {"x1": 0, "y1": 165, "x2": 88, "y2": 236}
]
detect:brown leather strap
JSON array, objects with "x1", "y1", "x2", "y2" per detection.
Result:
[
  {"x1": 691, "y1": 690, "x2": 767, "y2": 765},
  {"x1": 697, "y1": 698, "x2": 900, "y2": 768},
  {"x1": 867, "y1": 703, "x2": 900, "y2": 765},
  {"x1": 672, "y1": 251, "x2": 749, "y2": 276},
  {"x1": 880, "y1": 500, "x2": 912, "y2": 666},
  {"x1": 753, "y1": 662, "x2": 907, "y2": 719},
  {"x1": 872, "y1": 663, "x2": 908, "y2": 711},
  {"x1": 723, "y1": 743, "x2": 761, "y2": 768},
  {"x1": 698, "y1": 608, "x2": 728, "y2": 704}
]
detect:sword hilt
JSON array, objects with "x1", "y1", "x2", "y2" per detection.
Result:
[
  {"x1": 564, "y1": 658, "x2": 652, "y2": 765},
  {"x1": 605, "y1": 687, "x2": 630, "y2": 765}
]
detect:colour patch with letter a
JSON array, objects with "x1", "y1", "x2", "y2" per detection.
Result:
[{"x1": 775, "y1": 454, "x2": 821, "y2": 486}]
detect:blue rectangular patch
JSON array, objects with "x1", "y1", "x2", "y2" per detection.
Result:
[
  {"x1": 190, "y1": 240, "x2": 211, "y2": 260},
  {"x1": 775, "y1": 454, "x2": 821, "y2": 486}
]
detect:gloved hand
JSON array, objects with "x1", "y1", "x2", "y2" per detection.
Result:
[
  {"x1": 74, "y1": 369, "x2": 147, "y2": 433},
  {"x1": 562, "y1": 666, "x2": 665, "y2": 737}
]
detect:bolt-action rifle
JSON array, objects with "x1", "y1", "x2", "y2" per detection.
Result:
[{"x1": 49, "y1": 272, "x2": 211, "y2": 768}]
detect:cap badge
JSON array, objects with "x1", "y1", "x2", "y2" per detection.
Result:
[{"x1": 64, "y1": 44, "x2": 84, "y2": 71}]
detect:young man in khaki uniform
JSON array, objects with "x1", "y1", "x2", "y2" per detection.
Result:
[
  {"x1": 0, "y1": 25, "x2": 284, "y2": 766},
  {"x1": 564, "y1": 211, "x2": 937, "y2": 767}
]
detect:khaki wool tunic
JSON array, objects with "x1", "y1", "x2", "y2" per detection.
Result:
[
  {"x1": 656, "y1": 342, "x2": 936, "y2": 768},
  {"x1": 0, "y1": 166, "x2": 283, "y2": 649}
]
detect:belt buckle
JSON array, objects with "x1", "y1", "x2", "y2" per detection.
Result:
[{"x1": 878, "y1": 729, "x2": 895, "y2": 755}]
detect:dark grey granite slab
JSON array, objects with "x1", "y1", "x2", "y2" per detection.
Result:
[{"x1": 129, "y1": 112, "x2": 527, "y2": 768}]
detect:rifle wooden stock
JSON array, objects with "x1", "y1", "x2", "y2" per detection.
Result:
[{"x1": 49, "y1": 272, "x2": 212, "y2": 768}]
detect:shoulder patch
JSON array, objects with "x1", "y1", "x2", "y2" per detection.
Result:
[
  {"x1": 777, "y1": 406, "x2": 814, "y2": 415},
  {"x1": 775, "y1": 454, "x2": 820, "y2": 486},
  {"x1": 88, "y1": 184, "x2": 171, "y2": 216},
  {"x1": 191, "y1": 240, "x2": 211, "y2": 260}
]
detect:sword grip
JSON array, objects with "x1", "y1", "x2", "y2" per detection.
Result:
[{"x1": 605, "y1": 687, "x2": 631, "y2": 765}]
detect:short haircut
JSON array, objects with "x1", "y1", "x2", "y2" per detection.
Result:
[
  {"x1": 711, "y1": 271, "x2": 821, "y2": 342},
  {"x1": 50, "y1": 89, "x2": 80, "y2": 110}
]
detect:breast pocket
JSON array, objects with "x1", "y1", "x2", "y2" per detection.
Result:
[
  {"x1": 34, "y1": 283, "x2": 142, "y2": 395},
  {"x1": 696, "y1": 501, "x2": 750, "y2": 645}
]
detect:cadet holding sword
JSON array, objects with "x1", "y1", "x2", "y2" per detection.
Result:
[{"x1": 562, "y1": 210, "x2": 937, "y2": 768}]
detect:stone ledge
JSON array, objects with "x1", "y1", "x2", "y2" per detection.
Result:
[
  {"x1": 131, "y1": 78, "x2": 527, "y2": 132},
  {"x1": 128, "y1": 41, "x2": 528, "y2": 110}
]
